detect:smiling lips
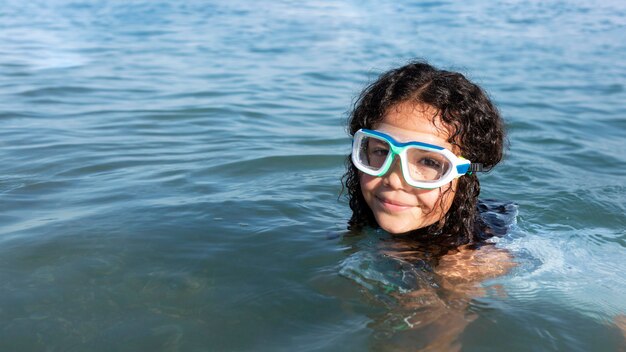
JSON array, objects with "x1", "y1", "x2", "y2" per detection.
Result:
[{"x1": 376, "y1": 196, "x2": 414, "y2": 212}]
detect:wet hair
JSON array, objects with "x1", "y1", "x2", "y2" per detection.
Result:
[{"x1": 342, "y1": 60, "x2": 505, "y2": 251}]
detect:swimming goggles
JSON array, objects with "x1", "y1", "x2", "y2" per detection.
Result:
[{"x1": 351, "y1": 129, "x2": 482, "y2": 189}]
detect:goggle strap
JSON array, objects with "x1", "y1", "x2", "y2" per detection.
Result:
[{"x1": 468, "y1": 163, "x2": 484, "y2": 173}]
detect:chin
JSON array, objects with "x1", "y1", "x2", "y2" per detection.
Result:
[{"x1": 377, "y1": 220, "x2": 417, "y2": 235}]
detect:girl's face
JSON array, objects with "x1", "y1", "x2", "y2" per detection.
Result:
[{"x1": 360, "y1": 102, "x2": 458, "y2": 235}]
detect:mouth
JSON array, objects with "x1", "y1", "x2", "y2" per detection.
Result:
[{"x1": 376, "y1": 196, "x2": 414, "y2": 212}]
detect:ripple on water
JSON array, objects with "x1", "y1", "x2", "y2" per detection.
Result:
[
  {"x1": 18, "y1": 86, "x2": 98, "y2": 97},
  {"x1": 499, "y1": 224, "x2": 626, "y2": 321},
  {"x1": 197, "y1": 154, "x2": 345, "y2": 179}
]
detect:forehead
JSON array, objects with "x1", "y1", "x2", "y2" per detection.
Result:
[{"x1": 373, "y1": 102, "x2": 456, "y2": 150}]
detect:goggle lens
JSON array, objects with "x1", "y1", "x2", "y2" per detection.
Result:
[
  {"x1": 356, "y1": 136, "x2": 389, "y2": 172},
  {"x1": 405, "y1": 147, "x2": 451, "y2": 182}
]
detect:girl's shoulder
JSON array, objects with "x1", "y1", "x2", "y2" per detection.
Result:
[{"x1": 436, "y1": 244, "x2": 516, "y2": 291}]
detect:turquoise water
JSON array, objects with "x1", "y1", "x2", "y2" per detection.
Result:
[{"x1": 1, "y1": 0, "x2": 625, "y2": 351}]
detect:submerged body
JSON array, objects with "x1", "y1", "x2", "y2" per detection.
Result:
[{"x1": 339, "y1": 200, "x2": 519, "y2": 351}]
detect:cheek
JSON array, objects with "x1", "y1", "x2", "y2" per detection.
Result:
[
  {"x1": 417, "y1": 190, "x2": 443, "y2": 209},
  {"x1": 414, "y1": 180, "x2": 458, "y2": 213},
  {"x1": 359, "y1": 173, "x2": 378, "y2": 198}
]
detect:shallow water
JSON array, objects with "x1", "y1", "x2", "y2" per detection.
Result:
[{"x1": 1, "y1": 0, "x2": 625, "y2": 351}]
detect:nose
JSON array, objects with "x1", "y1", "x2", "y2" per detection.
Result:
[{"x1": 382, "y1": 157, "x2": 407, "y2": 189}]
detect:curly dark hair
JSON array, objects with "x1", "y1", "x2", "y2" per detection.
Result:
[{"x1": 342, "y1": 60, "x2": 505, "y2": 251}]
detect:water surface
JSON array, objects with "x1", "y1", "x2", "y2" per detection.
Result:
[{"x1": 1, "y1": 0, "x2": 625, "y2": 351}]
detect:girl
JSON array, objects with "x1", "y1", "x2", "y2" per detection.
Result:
[
  {"x1": 343, "y1": 60, "x2": 506, "y2": 256},
  {"x1": 341, "y1": 61, "x2": 514, "y2": 350}
]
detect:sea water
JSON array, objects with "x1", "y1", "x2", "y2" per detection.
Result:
[{"x1": 1, "y1": 0, "x2": 625, "y2": 351}]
